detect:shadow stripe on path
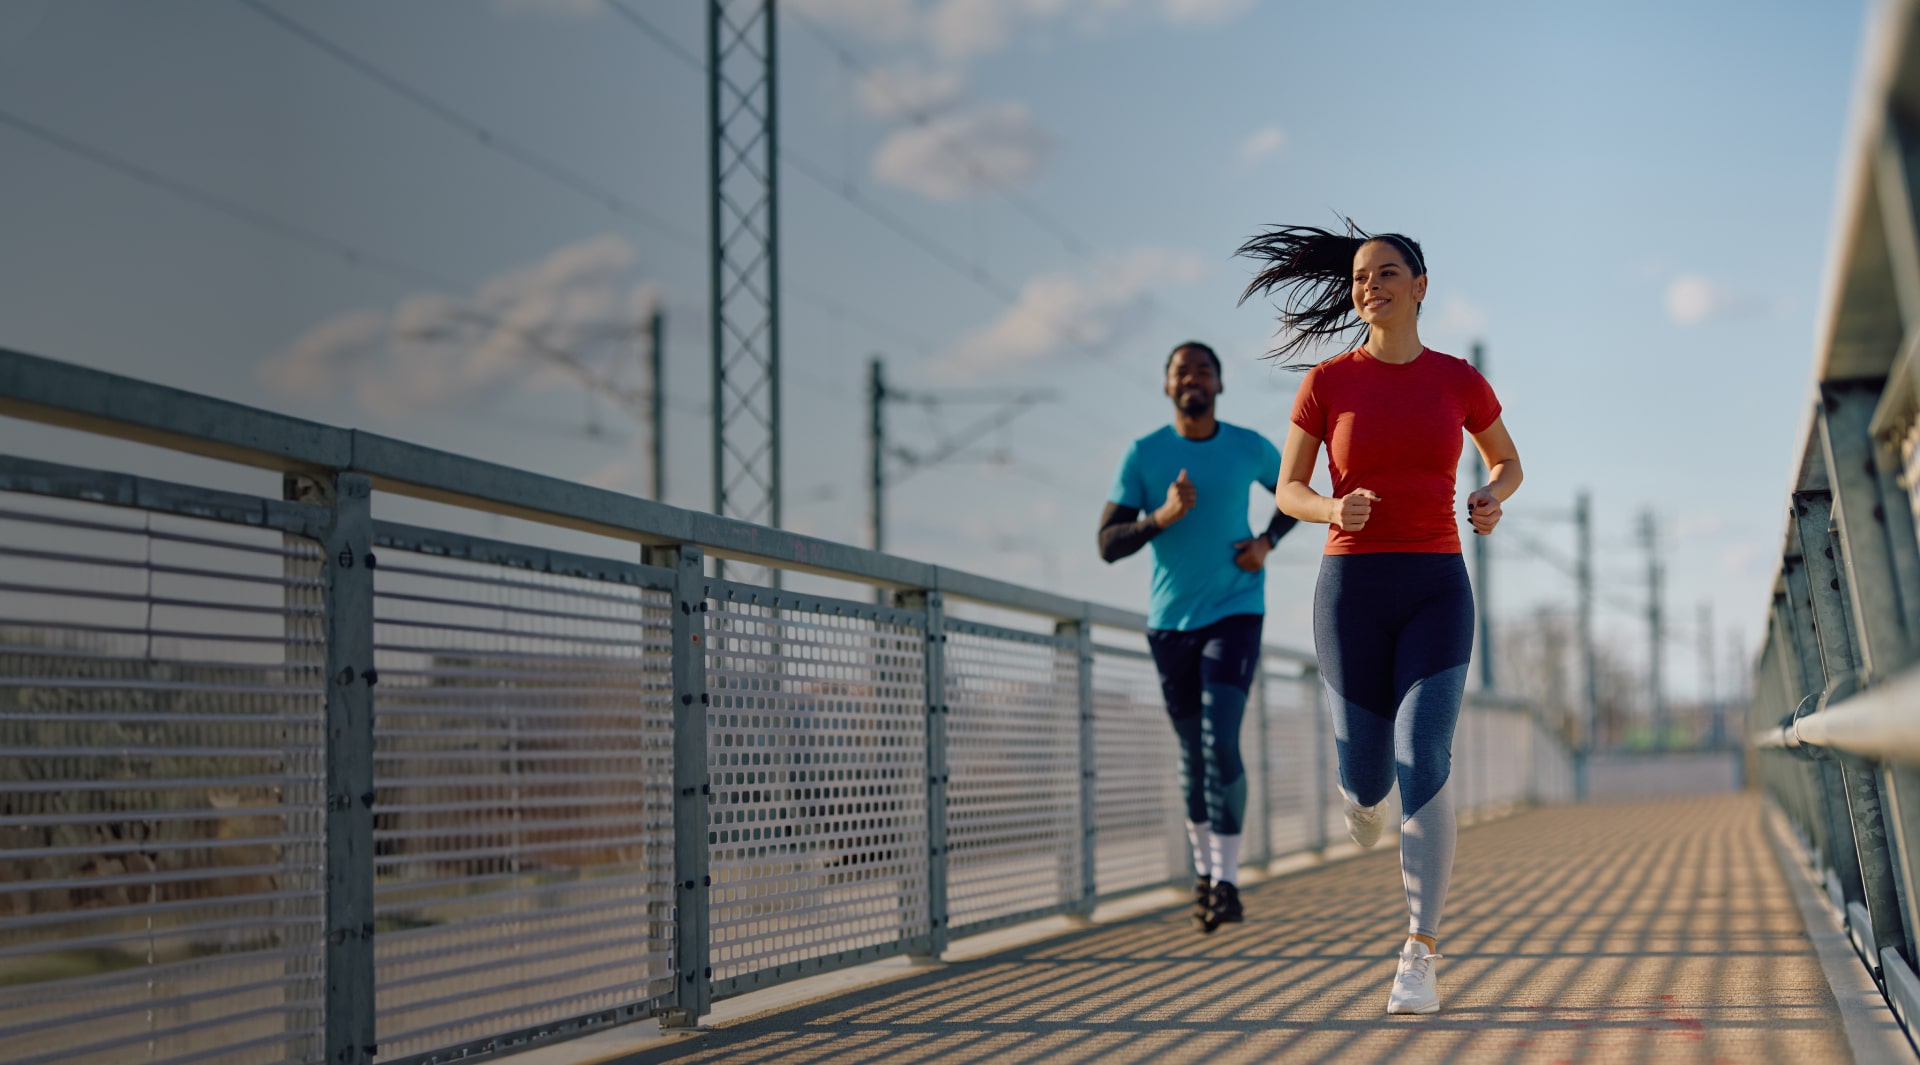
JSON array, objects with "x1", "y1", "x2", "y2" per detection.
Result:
[{"x1": 611, "y1": 794, "x2": 1867, "y2": 1065}]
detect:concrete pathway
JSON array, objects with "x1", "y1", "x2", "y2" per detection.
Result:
[{"x1": 611, "y1": 794, "x2": 1903, "y2": 1065}]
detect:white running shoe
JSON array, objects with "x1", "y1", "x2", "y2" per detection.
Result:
[
  {"x1": 1344, "y1": 798, "x2": 1384, "y2": 848},
  {"x1": 1386, "y1": 943, "x2": 1441, "y2": 1015}
]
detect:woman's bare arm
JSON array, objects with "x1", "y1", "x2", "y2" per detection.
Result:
[
  {"x1": 1464, "y1": 416, "x2": 1523, "y2": 535},
  {"x1": 1276, "y1": 424, "x2": 1332, "y2": 523}
]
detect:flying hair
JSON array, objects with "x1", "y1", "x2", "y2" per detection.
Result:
[{"x1": 1235, "y1": 218, "x2": 1426, "y2": 367}]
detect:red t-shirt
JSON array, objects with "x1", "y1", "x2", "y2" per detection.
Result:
[{"x1": 1289, "y1": 347, "x2": 1502, "y2": 556}]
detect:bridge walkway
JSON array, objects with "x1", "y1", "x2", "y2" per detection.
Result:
[{"x1": 611, "y1": 794, "x2": 1901, "y2": 1065}]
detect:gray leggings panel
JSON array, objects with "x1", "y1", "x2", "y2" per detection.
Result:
[{"x1": 1400, "y1": 776, "x2": 1456, "y2": 939}]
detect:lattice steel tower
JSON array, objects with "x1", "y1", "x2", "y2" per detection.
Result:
[{"x1": 708, "y1": 0, "x2": 780, "y2": 577}]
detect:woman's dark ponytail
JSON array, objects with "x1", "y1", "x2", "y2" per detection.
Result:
[{"x1": 1236, "y1": 220, "x2": 1425, "y2": 367}]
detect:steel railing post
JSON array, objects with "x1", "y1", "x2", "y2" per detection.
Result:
[
  {"x1": 1255, "y1": 659, "x2": 1274, "y2": 868},
  {"x1": 904, "y1": 590, "x2": 948, "y2": 961},
  {"x1": 1793, "y1": 496, "x2": 1872, "y2": 906},
  {"x1": 1823, "y1": 494, "x2": 1911, "y2": 972},
  {"x1": 1820, "y1": 381, "x2": 1920, "y2": 971},
  {"x1": 1878, "y1": 765, "x2": 1920, "y2": 969},
  {"x1": 1820, "y1": 384, "x2": 1918, "y2": 680},
  {"x1": 316, "y1": 473, "x2": 375, "y2": 1065},
  {"x1": 1527, "y1": 706, "x2": 1541, "y2": 805},
  {"x1": 1776, "y1": 590, "x2": 1834, "y2": 867},
  {"x1": 1060, "y1": 614, "x2": 1098, "y2": 915},
  {"x1": 1838, "y1": 751, "x2": 1908, "y2": 975},
  {"x1": 1309, "y1": 667, "x2": 1330, "y2": 851},
  {"x1": 651, "y1": 545, "x2": 711, "y2": 1027}
]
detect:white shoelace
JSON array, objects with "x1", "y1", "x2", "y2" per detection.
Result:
[{"x1": 1397, "y1": 949, "x2": 1442, "y2": 983}]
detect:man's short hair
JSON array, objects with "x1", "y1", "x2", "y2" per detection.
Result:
[{"x1": 1165, "y1": 341, "x2": 1222, "y2": 377}]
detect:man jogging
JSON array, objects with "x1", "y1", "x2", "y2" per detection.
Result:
[{"x1": 1098, "y1": 340, "x2": 1296, "y2": 933}]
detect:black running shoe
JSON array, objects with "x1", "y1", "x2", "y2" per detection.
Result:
[
  {"x1": 1190, "y1": 876, "x2": 1214, "y2": 932},
  {"x1": 1209, "y1": 880, "x2": 1243, "y2": 928}
]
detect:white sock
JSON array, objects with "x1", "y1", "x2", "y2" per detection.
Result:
[
  {"x1": 1185, "y1": 821, "x2": 1212, "y2": 879},
  {"x1": 1211, "y1": 832, "x2": 1244, "y2": 886}
]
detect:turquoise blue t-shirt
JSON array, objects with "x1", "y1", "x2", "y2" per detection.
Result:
[{"x1": 1108, "y1": 422, "x2": 1283, "y2": 632}]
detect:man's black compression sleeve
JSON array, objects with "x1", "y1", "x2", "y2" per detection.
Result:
[
  {"x1": 1098, "y1": 502, "x2": 1162, "y2": 563},
  {"x1": 1263, "y1": 508, "x2": 1299, "y2": 548}
]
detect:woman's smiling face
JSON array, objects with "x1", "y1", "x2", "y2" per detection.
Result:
[{"x1": 1351, "y1": 239, "x2": 1427, "y2": 328}]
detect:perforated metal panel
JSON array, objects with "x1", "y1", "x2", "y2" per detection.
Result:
[
  {"x1": 1263, "y1": 671, "x2": 1328, "y2": 856},
  {"x1": 368, "y1": 541, "x2": 675, "y2": 1061},
  {"x1": 943, "y1": 622, "x2": 1081, "y2": 930},
  {"x1": 1090, "y1": 646, "x2": 1182, "y2": 895},
  {"x1": 1532, "y1": 719, "x2": 1575, "y2": 801},
  {"x1": 0, "y1": 493, "x2": 328, "y2": 1065},
  {"x1": 703, "y1": 585, "x2": 929, "y2": 986},
  {"x1": 1240, "y1": 662, "x2": 1268, "y2": 868},
  {"x1": 1458, "y1": 705, "x2": 1532, "y2": 810}
]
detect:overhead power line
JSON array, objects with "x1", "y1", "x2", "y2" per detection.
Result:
[
  {"x1": 783, "y1": 9, "x2": 1223, "y2": 346},
  {"x1": 249, "y1": 0, "x2": 951, "y2": 365},
  {"x1": 1500, "y1": 515, "x2": 1703, "y2": 654},
  {"x1": 239, "y1": 0, "x2": 696, "y2": 246},
  {"x1": 605, "y1": 2, "x2": 1151, "y2": 367},
  {"x1": 0, "y1": 107, "x2": 453, "y2": 290},
  {"x1": 784, "y1": 9, "x2": 1090, "y2": 258},
  {"x1": 33, "y1": 0, "x2": 1190, "y2": 493},
  {"x1": 0, "y1": 107, "x2": 721, "y2": 442}
]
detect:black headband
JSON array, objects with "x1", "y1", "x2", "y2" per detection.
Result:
[{"x1": 1375, "y1": 234, "x2": 1425, "y2": 276}]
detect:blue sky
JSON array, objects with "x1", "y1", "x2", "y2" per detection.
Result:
[{"x1": 0, "y1": 0, "x2": 1872, "y2": 702}]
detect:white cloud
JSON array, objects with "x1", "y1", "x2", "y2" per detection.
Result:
[
  {"x1": 259, "y1": 310, "x2": 386, "y2": 397},
  {"x1": 1720, "y1": 540, "x2": 1765, "y2": 576},
  {"x1": 492, "y1": 0, "x2": 601, "y2": 17},
  {"x1": 936, "y1": 247, "x2": 1205, "y2": 378},
  {"x1": 786, "y1": 0, "x2": 920, "y2": 43},
  {"x1": 1665, "y1": 273, "x2": 1762, "y2": 325},
  {"x1": 1432, "y1": 296, "x2": 1488, "y2": 338},
  {"x1": 828, "y1": 0, "x2": 1257, "y2": 203},
  {"x1": 1160, "y1": 0, "x2": 1256, "y2": 26},
  {"x1": 856, "y1": 62, "x2": 964, "y2": 119},
  {"x1": 259, "y1": 235, "x2": 660, "y2": 420},
  {"x1": 917, "y1": 0, "x2": 1256, "y2": 63},
  {"x1": 1673, "y1": 510, "x2": 1731, "y2": 541},
  {"x1": 580, "y1": 455, "x2": 646, "y2": 492},
  {"x1": 872, "y1": 101, "x2": 1052, "y2": 200},
  {"x1": 1238, "y1": 125, "x2": 1285, "y2": 163},
  {"x1": 927, "y1": 0, "x2": 1011, "y2": 60}
]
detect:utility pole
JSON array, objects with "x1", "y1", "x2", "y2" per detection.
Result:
[
  {"x1": 869, "y1": 356, "x2": 884, "y2": 553},
  {"x1": 866, "y1": 355, "x2": 1056, "y2": 560},
  {"x1": 1576, "y1": 490, "x2": 1599, "y2": 749},
  {"x1": 1469, "y1": 341, "x2": 1494, "y2": 691},
  {"x1": 1725, "y1": 625, "x2": 1746, "y2": 736},
  {"x1": 1700, "y1": 601, "x2": 1719, "y2": 748},
  {"x1": 1641, "y1": 510, "x2": 1665, "y2": 747},
  {"x1": 650, "y1": 308, "x2": 665, "y2": 501}
]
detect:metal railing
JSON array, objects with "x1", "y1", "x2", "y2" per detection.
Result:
[
  {"x1": 1749, "y1": 0, "x2": 1920, "y2": 1046},
  {"x1": 0, "y1": 346, "x2": 1573, "y2": 1065}
]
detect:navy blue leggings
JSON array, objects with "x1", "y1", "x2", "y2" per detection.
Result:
[
  {"x1": 1312, "y1": 554, "x2": 1472, "y2": 818},
  {"x1": 1146, "y1": 613, "x2": 1263, "y2": 836}
]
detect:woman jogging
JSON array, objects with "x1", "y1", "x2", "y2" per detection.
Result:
[{"x1": 1239, "y1": 224, "x2": 1523, "y2": 1015}]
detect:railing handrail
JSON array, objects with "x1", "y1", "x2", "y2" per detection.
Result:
[
  {"x1": 1752, "y1": 662, "x2": 1920, "y2": 763},
  {"x1": 0, "y1": 347, "x2": 1319, "y2": 663}
]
